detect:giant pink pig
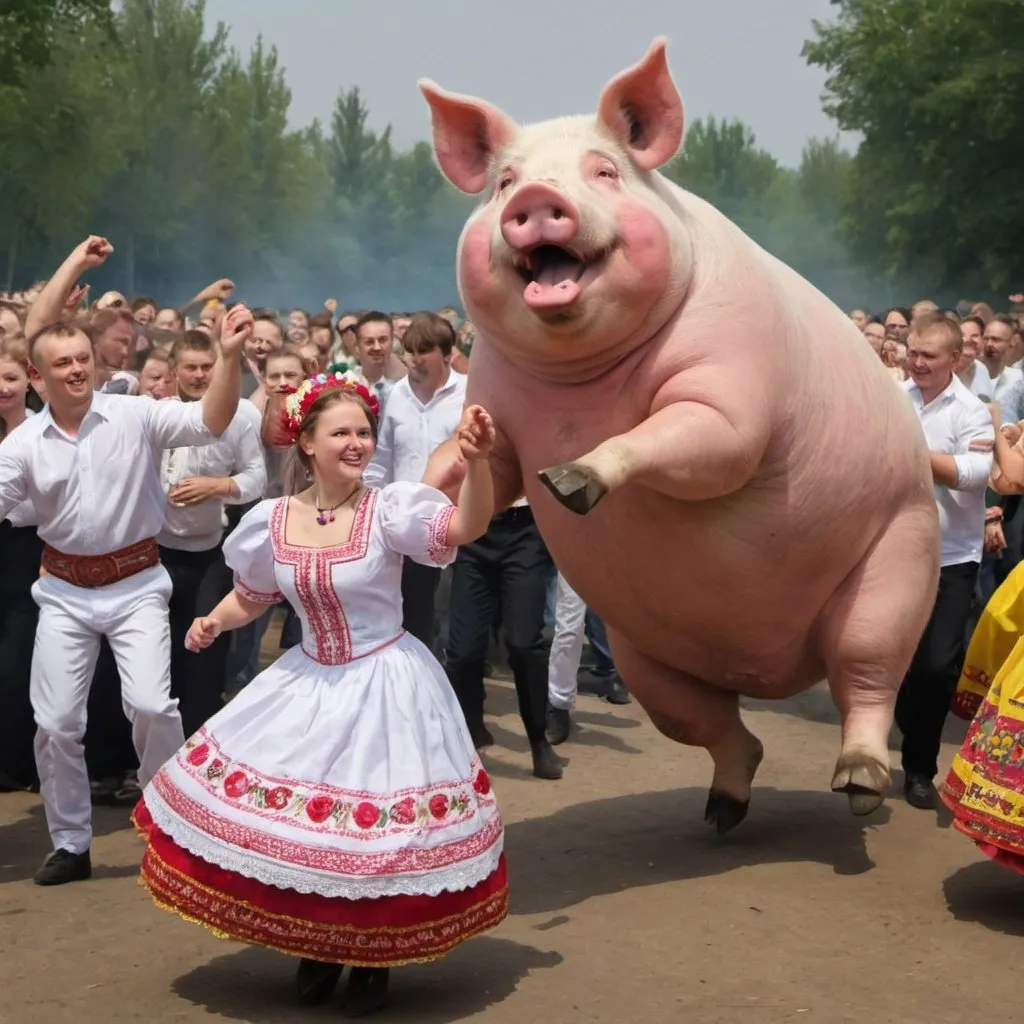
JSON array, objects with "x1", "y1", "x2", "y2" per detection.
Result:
[{"x1": 419, "y1": 38, "x2": 939, "y2": 831}]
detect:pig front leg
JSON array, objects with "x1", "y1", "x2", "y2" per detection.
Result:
[
  {"x1": 538, "y1": 397, "x2": 770, "y2": 515},
  {"x1": 816, "y1": 501, "x2": 940, "y2": 814},
  {"x1": 609, "y1": 630, "x2": 765, "y2": 834}
]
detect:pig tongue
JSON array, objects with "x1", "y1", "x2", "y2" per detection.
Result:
[{"x1": 524, "y1": 250, "x2": 584, "y2": 310}]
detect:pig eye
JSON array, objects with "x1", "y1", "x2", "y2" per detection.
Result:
[
  {"x1": 596, "y1": 164, "x2": 618, "y2": 180},
  {"x1": 497, "y1": 174, "x2": 515, "y2": 193}
]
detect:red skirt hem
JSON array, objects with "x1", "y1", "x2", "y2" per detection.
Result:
[
  {"x1": 941, "y1": 775, "x2": 1024, "y2": 875},
  {"x1": 133, "y1": 799, "x2": 508, "y2": 967}
]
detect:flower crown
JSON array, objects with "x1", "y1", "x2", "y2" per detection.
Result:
[{"x1": 281, "y1": 369, "x2": 380, "y2": 441}]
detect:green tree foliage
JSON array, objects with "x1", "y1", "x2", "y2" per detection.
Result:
[
  {"x1": 0, "y1": 0, "x2": 112, "y2": 87},
  {"x1": 804, "y1": 0, "x2": 1024, "y2": 297},
  {"x1": 1, "y1": 0, "x2": 879, "y2": 312}
]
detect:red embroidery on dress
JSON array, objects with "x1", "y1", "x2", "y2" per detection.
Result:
[
  {"x1": 270, "y1": 492, "x2": 377, "y2": 665},
  {"x1": 173, "y1": 730, "x2": 496, "y2": 841},
  {"x1": 426, "y1": 504, "x2": 457, "y2": 565},
  {"x1": 151, "y1": 769, "x2": 504, "y2": 876},
  {"x1": 233, "y1": 572, "x2": 283, "y2": 605}
]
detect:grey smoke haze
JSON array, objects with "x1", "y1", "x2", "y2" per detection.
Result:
[{"x1": 203, "y1": 0, "x2": 855, "y2": 167}]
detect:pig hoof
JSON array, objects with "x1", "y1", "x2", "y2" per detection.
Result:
[
  {"x1": 703, "y1": 791, "x2": 750, "y2": 835},
  {"x1": 830, "y1": 752, "x2": 890, "y2": 816},
  {"x1": 537, "y1": 463, "x2": 608, "y2": 515}
]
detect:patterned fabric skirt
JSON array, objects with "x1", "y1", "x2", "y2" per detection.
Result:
[
  {"x1": 950, "y1": 559, "x2": 1024, "y2": 721},
  {"x1": 134, "y1": 635, "x2": 508, "y2": 965},
  {"x1": 942, "y1": 633, "x2": 1024, "y2": 875},
  {"x1": 134, "y1": 802, "x2": 508, "y2": 966}
]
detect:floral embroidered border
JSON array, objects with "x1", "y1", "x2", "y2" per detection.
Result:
[
  {"x1": 426, "y1": 504, "x2": 457, "y2": 565},
  {"x1": 232, "y1": 571, "x2": 283, "y2": 605}
]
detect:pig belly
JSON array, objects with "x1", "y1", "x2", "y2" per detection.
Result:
[{"x1": 525, "y1": 483, "x2": 888, "y2": 698}]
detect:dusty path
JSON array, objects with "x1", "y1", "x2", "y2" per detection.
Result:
[{"x1": 0, "y1": 681, "x2": 1019, "y2": 1024}]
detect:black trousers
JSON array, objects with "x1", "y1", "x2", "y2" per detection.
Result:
[
  {"x1": 85, "y1": 647, "x2": 137, "y2": 780},
  {"x1": 0, "y1": 523, "x2": 43, "y2": 786},
  {"x1": 896, "y1": 560, "x2": 979, "y2": 778},
  {"x1": 445, "y1": 506, "x2": 553, "y2": 743},
  {"x1": 160, "y1": 544, "x2": 233, "y2": 737},
  {"x1": 401, "y1": 558, "x2": 441, "y2": 649}
]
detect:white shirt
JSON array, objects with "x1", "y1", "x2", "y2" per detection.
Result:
[
  {"x1": 0, "y1": 391, "x2": 216, "y2": 556},
  {"x1": 2, "y1": 408, "x2": 38, "y2": 528},
  {"x1": 959, "y1": 361, "x2": 995, "y2": 401},
  {"x1": 158, "y1": 398, "x2": 267, "y2": 552},
  {"x1": 988, "y1": 365, "x2": 1023, "y2": 403},
  {"x1": 903, "y1": 375, "x2": 994, "y2": 567},
  {"x1": 364, "y1": 370, "x2": 467, "y2": 487}
]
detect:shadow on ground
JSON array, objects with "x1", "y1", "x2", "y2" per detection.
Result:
[
  {"x1": 943, "y1": 858, "x2": 1024, "y2": 936},
  {"x1": 0, "y1": 801, "x2": 134, "y2": 885},
  {"x1": 172, "y1": 937, "x2": 562, "y2": 1022},
  {"x1": 502, "y1": 785, "x2": 892, "y2": 918}
]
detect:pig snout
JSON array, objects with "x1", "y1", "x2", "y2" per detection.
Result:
[{"x1": 501, "y1": 183, "x2": 579, "y2": 252}]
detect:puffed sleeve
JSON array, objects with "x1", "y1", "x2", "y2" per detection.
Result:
[
  {"x1": 377, "y1": 481, "x2": 459, "y2": 568},
  {"x1": 222, "y1": 499, "x2": 283, "y2": 604}
]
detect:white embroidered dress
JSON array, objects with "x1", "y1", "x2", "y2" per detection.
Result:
[{"x1": 142, "y1": 481, "x2": 503, "y2": 900}]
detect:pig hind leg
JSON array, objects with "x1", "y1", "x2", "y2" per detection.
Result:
[
  {"x1": 817, "y1": 504, "x2": 939, "y2": 815},
  {"x1": 610, "y1": 631, "x2": 764, "y2": 834}
]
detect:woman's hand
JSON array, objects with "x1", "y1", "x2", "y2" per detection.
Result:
[
  {"x1": 456, "y1": 405, "x2": 495, "y2": 461},
  {"x1": 185, "y1": 616, "x2": 222, "y2": 652}
]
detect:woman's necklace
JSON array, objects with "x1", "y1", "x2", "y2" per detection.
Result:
[{"x1": 313, "y1": 484, "x2": 361, "y2": 526}]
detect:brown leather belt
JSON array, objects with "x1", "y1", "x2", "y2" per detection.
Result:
[{"x1": 41, "y1": 538, "x2": 160, "y2": 589}]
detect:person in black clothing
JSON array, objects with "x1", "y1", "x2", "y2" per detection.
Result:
[{"x1": 445, "y1": 502, "x2": 563, "y2": 780}]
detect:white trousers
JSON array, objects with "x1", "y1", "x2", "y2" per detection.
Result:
[
  {"x1": 30, "y1": 565, "x2": 184, "y2": 854},
  {"x1": 547, "y1": 573, "x2": 587, "y2": 711}
]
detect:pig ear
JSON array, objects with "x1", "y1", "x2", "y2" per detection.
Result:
[
  {"x1": 418, "y1": 79, "x2": 517, "y2": 195},
  {"x1": 596, "y1": 37, "x2": 684, "y2": 171}
]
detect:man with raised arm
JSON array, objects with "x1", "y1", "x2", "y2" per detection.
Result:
[{"x1": 0, "y1": 236, "x2": 251, "y2": 885}]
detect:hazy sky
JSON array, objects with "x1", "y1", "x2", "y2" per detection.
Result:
[{"x1": 202, "y1": 0, "x2": 853, "y2": 168}]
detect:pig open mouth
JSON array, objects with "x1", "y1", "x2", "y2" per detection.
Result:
[{"x1": 512, "y1": 244, "x2": 608, "y2": 312}]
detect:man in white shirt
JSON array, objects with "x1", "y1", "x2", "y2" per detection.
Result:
[
  {"x1": 365, "y1": 313, "x2": 466, "y2": 646},
  {"x1": 159, "y1": 331, "x2": 266, "y2": 734},
  {"x1": 978, "y1": 314, "x2": 1023, "y2": 402},
  {"x1": 0, "y1": 236, "x2": 249, "y2": 885},
  {"x1": 897, "y1": 312, "x2": 994, "y2": 810},
  {"x1": 956, "y1": 315, "x2": 994, "y2": 400}
]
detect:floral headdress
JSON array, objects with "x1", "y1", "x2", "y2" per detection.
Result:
[{"x1": 281, "y1": 369, "x2": 380, "y2": 442}]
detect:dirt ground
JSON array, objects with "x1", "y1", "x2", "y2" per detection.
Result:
[{"x1": 1, "y1": 674, "x2": 1020, "y2": 1024}]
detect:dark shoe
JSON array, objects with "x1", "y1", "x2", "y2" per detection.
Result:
[
  {"x1": 604, "y1": 675, "x2": 631, "y2": 705},
  {"x1": 295, "y1": 958, "x2": 343, "y2": 1005},
  {"x1": 546, "y1": 706, "x2": 572, "y2": 746},
  {"x1": 342, "y1": 967, "x2": 390, "y2": 1017},
  {"x1": 90, "y1": 776, "x2": 121, "y2": 807},
  {"x1": 903, "y1": 773, "x2": 936, "y2": 810},
  {"x1": 531, "y1": 739, "x2": 564, "y2": 780},
  {"x1": 469, "y1": 724, "x2": 494, "y2": 751},
  {"x1": 113, "y1": 769, "x2": 142, "y2": 804},
  {"x1": 34, "y1": 848, "x2": 92, "y2": 886}
]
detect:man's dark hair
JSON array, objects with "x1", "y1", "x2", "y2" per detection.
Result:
[
  {"x1": 355, "y1": 310, "x2": 393, "y2": 334},
  {"x1": 169, "y1": 329, "x2": 216, "y2": 364},
  {"x1": 131, "y1": 296, "x2": 157, "y2": 312},
  {"x1": 402, "y1": 312, "x2": 455, "y2": 358}
]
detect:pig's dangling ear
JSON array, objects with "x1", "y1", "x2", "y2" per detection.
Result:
[
  {"x1": 418, "y1": 80, "x2": 517, "y2": 195},
  {"x1": 596, "y1": 36, "x2": 684, "y2": 172}
]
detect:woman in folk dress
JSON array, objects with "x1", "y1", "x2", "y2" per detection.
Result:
[{"x1": 134, "y1": 371, "x2": 505, "y2": 1017}]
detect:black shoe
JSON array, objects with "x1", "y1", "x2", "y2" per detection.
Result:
[
  {"x1": 470, "y1": 724, "x2": 494, "y2": 751},
  {"x1": 604, "y1": 675, "x2": 631, "y2": 705},
  {"x1": 295, "y1": 958, "x2": 343, "y2": 1005},
  {"x1": 90, "y1": 776, "x2": 121, "y2": 807},
  {"x1": 34, "y1": 848, "x2": 92, "y2": 886},
  {"x1": 342, "y1": 967, "x2": 390, "y2": 1017},
  {"x1": 531, "y1": 739, "x2": 564, "y2": 780},
  {"x1": 903, "y1": 773, "x2": 936, "y2": 810},
  {"x1": 546, "y1": 707, "x2": 572, "y2": 746}
]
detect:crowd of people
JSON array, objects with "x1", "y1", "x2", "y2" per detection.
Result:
[
  {"x1": 7, "y1": 233, "x2": 1024, "y2": 1014},
  {"x1": 0, "y1": 237, "x2": 632, "y2": 1014}
]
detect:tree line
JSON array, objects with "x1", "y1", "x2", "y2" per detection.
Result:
[{"x1": 1, "y1": 0, "x2": 1015, "y2": 314}]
